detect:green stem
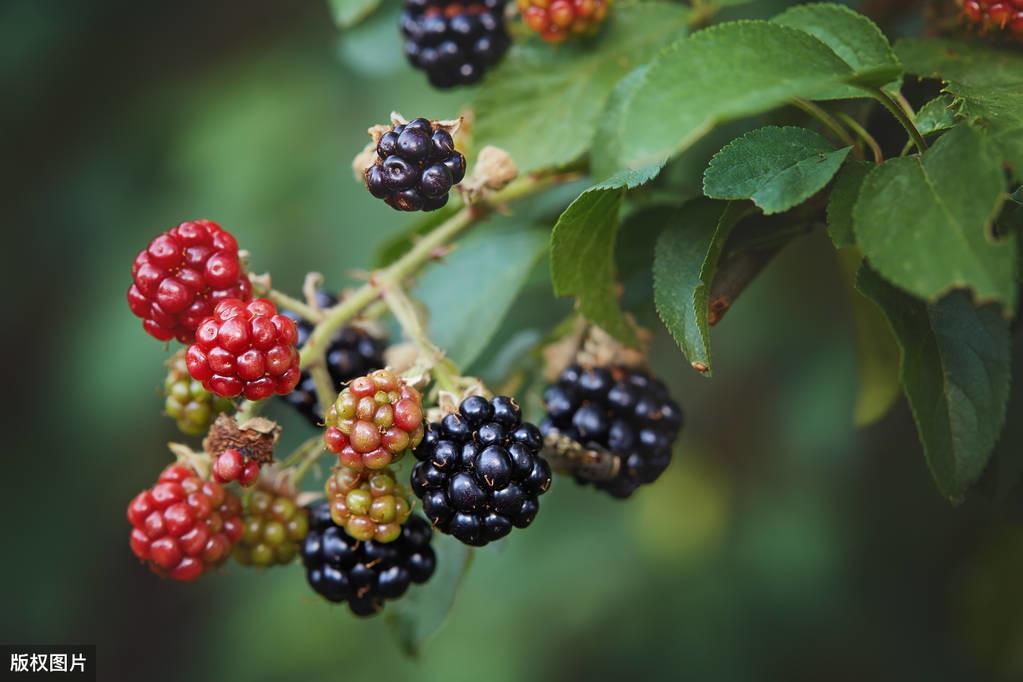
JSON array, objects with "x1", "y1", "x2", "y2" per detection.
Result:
[
  {"x1": 792, "y1": 98, "x2": 860, "y2": 156},
  {"x1": 291, "y1": 440, "x2": 327, "y2": 487},
  {"x1": 309, "y1": 363, "x2": 337, "y2": 417},
  {"x1": 298, "y1": 172, "x2": 573, "y2": 372},
  {"x1": 280, "y1": 435, "x2": 323, "y2": 468},
  {"x1": 235, "y1": 399, "x2": 263, "y2": 421},
  {"x1": 835, "y1": 112, "x2": 884, "y2": 164},
  {"x1": 868, "y1": 88, "x2": 927, "y2": 155},
  {"x1": 379, "y1": 282, "x2": 460, "y2": 394},
  {"x1": 249, "y1": 279, "x2": 325, "y2": 323}
]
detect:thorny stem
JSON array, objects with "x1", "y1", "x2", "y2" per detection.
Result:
[
  {"x1": 868, "y1": 87, "x2": 927, "y2": 154},
  {"x1": 250, "y1": 279, "x2": 325, "y2": 323},
  {"x1": 792, "y1": 98, "x2": 861, "y2": 158},
  {"x1": 298, "y1": 171, "x2": 574, "y2": 374},
  {"x1": 379, "y1": 282, "x2": 461, "y2": 394},
  {"x1": 835, "y1": 112, "x2": 884, "y2": 164}
]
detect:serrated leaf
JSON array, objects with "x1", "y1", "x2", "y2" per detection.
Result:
[
  {"x1": 772, "y1": 3, "x2": 902, "y2": 100},
  {"x1": 915, "y1": 94, "x2": 959, "y2": 137},
  {"x1": 837, "y1": 249, "x2": 900, "y2": 426},
  {"x1": 614, "y1": 21, "x2": 864, "y2": 169},
  {"x1": 857, "y1": 266, "x2": 1011, "y2": 502},
  {"x1": 386, "y1": 534, "x2": 473, "y2": 657},
  {"x1": 550, "y1": 165, "x2": 663, "y2": 344},
  {"x1": 826, "y1": 160, "x2": 871, "y2": 248},
  {"x1": 703, "y1": 126, "x2": 851, "y2": 214},
  {"x1": 653, "y1": 199, "x2": 748, "y2": 375},
  {"x1": 416, "y1": 222, "x2": 549, "y2": 368},
  {"x1": 328, "y1": 0, "x2": 381, "y2": 29},
  {"x1": 854, "y1": 124, "x2": 1015, "y2": 313},
  {"x1": 473, "y1": 3, "x2": 688, "y2": 174},
  {"x1": 896, "y1": 38, "x2": 1023, "y2": 179}
]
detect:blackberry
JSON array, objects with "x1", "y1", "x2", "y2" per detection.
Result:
[
  {"x1": 163, "y1": 351, "x2": 233, "y2": 436},
  {"x1": 411, "y1": 396, "x2": 552, "y2": 547},
  {"x1": 301, "y1": 502, "x2": 436, "y2": 616},
  {"x1": 401, "y1": 0, "x2": 511, "y2": 89},
  {"x1": 234, "y1": 489, "x2": 309, "y2": 567},
  {"x1": 279, "y1": 291, "x2": 387, "y2": 427},
  {"x1": 541, "y1": 365, "x2": 682, "y2": 498},
  {"x1": 365, "y1": 118, "x2": 467, "y2": 212}
]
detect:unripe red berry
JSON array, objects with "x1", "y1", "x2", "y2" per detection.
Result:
[
  {"x1": 186, "y1": 298, "x2": 301, "y2": 400},
  {"x1": 517, "y1": 0, "x2": 609, "y2": 42},
  {"x1": 128, "y1": 220, "x2": 252, "y2": 344}
]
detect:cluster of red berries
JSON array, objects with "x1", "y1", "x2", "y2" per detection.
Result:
[
  {"x1": 323, "y1": 369, "x2": 425, "y2": 471},
  {"x1": 960, "y1": 0, "x2": 1023, "y2": 35},
  {"x1": 128, "y1": 220, "x2": 252, "y2": 344},
  {"x1": 185, "y1": 298, "x2": 301, "y2": 401},
  {"x1": 517, "y1": 0, "x2": 609, "y2": 43},
  {"x1": 211, "y1": 448, "x2": 262, "y2": 487},
  {"x1": 128, "y1": 464, "x2": 243, "y2": 581}
]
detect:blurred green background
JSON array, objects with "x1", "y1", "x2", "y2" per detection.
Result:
[{"x1": 5, "y1": 1, "x2": 1023, "y2": 680}]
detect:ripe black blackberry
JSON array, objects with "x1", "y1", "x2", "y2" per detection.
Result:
[
  {"x1": 541, "y1": 365, "x2": 682, "y2": 498},
  {"x1": 411, "y1": 396, "x2": 552, "y2": 547},
  {"x1": 279, "y1": 291, "x2": 386, "y2": 426},
  {"x1": 301, "y1": 502, "x2": 436, "y2": 616},
  {"x1": 401, "y1": 0, "x2": 511, "y2": 89},
  {"x1": 365, "y1": 118, "x2": 467, "y2": 212}
]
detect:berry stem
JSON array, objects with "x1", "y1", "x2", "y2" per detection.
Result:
[
  {"x1": 835, "y1": 112, "x2": 884, "y2": 164},
  {"x1": 868, "y1": 88, "x2": 927, "y2": 155},
  {"x1": 290, "y1": 439, "x2": 327, "y2": 487},
  {"x1": 267, "y1": 288, "x2": 325, "y2": 324},
  {"x1": 791, "y1": 98, "x2": 861, "y2": 158},
  {"x1": 298, "y1": 171, "x2": 575, "y2": 372},
  {"x1": 379, "y1": 281, "x2": 461, "y2": 394},
  {"x1": 309, "y1": 362, "x2": 338, "y2": 417}
]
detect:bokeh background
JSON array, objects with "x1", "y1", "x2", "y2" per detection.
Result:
[{"x1": 5, "y1": 0, "x2": 1023, "y2": 680}]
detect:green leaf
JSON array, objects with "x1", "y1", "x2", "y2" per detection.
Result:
[
  {"x1": 915, "y1": 94, "x2": 959, "y2": 137},
  {"x1": 857, "y1": 266, "x2": 1011, "y2": 502},
  {"x1": 772, "y1": 3, "x2": 902, "y2": 100},
  {"x1": 550, "y1": 165, "x2": 663, "y2": 344},
  {"x1": 591, "y1": 65, "x2": 649, "y2": 182},
  {"x1": 328, "y1": 0, "x2": 381, "y2": 29},
  {"x1": 703, "y1": 126, "x2": 851, "y2": 214},
  {"x1": 374, "y1": 203, "x2": 461, "y2": 267},
  {"x1": 854, "y1": 124, "x2": 1015, "y2": 313},
  {"x1": 653, "y1": 199, "x2": 748, "y2": 375},
  {"x1": 416, "y1": 222, "x2": 549, "y2": 368},
  {"x1": 837, "y1": 249, "x2": 900, "y2": 426},
  {"x1": 826, "y1": 160, "x2": 871, "y2": 248},
  {"x1": 386, "y1": 534, "x2": 473, "y2": 657},
  {"x1": 896, "y1": 38, "x2": 1023, "y2": 178},
  {"x1": 473, "y1": 3, "x2": 688, "y2": 175},
  {"x1": 613, "y1": 21, "x2": 864, "y2": 169}
]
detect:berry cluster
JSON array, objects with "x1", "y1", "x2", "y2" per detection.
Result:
[
  {"x1": 517, "y1": 0, "x2": 609, "y2": 43},
  {"x1": 323, "y1": 369, "x2": 425, "y2": 471},
  {"x1": 960, "y1": 0, "x2": 1023, "y2": 36},
  {"x1": 164, "y1": 351, "x2": 234, "y2": 436},
  {"x1": 234, "y1": 489, "x2": 309, "y2": 567},
  {"x1": 325, "y1": 467, "x2": 413, "y2": 543},
  {"x1": 302, "y1": 503, "x2": 437, "y2": 616},
  {"x1": 401, "y1": 0, "x2": 511, "y2": 89},
  {"x1": 211, "y1": 448, "x2": 261, "y2": 487},
  {"x1": 280, "y1": 291, "x2": 387, "y2": 427},
  {"x1": 127, "y1": 464, "x2": 243, "y2": 581},
  {"x1": 128, "y1": 220, "x2": 252, "y2": 344},
  {"x1": 411, "y1": 396, "x2": 551, "y2": 547},
  {"x1": 541, "y1": 365, "x2": 682, "y2": 498},
  {"x1": 185, "y1": 298, "x2": 301, "y2": 400},
  {"x1": 365, "y1": 118, "x2": 466, "y2": 212}
]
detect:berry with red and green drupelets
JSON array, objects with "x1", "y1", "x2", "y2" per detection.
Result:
[
  {"x1": 325, "y1": 467, "x2": 413, "y2": 543},
  {"x1": 541, "y1": 364, "x2": 682, "y2": 498},
  {"x1": 128, "y1": 219, "x2": 252, "y2": 344},
  {"x1": 411, "y1": 395, "x2": 552, "y2": 547},
  {"x1": 279, "y1": 290, "x2": 387, "y2": 427},
  {"x1": 127, "y1": 463, "x2": 244, "y2": 581},
  {"x1": 959, "y1": 0, "x2": 1023, "y2": 36},
  {"x1": 401, "y1": 0, "x2": 511, "y2": 89},
  {"x1": 365, "y1": 118, "x2": 466, "y2": 212},
  {"x1": 323, "y1": 369, "x2": 425, "y2": 470},
  {"x1": 211, "y1": 448, "x2": 262, "y2": 487},
  {"x1": 517, "y1": 0, "x2": 610, "y2": 43},
  {"x1": 164, "y1": 351, "x2": 234, "y2": 436},
  {"x1": 185, "y1": 298, "x2": 301, "y2": 400},
  {"x1": 234, "y1": 489, "x2": 309, "y2": 567},
  {"x1": 301, "y1": 502, "x2": 436, "y2": 616}
]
